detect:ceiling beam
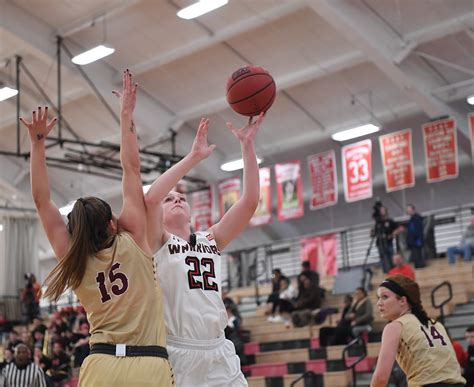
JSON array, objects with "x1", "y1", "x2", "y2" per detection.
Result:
[
  {"x1": 126, "y1": 0, "x2": 307, "y2": 78},
  {"x1": 307, "y1": 0, "x2": 472, "y2": 154}
]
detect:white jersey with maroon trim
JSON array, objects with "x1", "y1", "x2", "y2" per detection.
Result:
[{"x1": 154, "y1": 231, "x2": 227, "y2": 340}]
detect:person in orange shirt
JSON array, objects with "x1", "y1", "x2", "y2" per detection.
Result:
[{"x1": 388, "y1": 254, "x2": 415, "y2": 281}]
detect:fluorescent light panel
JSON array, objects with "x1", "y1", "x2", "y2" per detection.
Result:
[
  {"x1": 71, "y1": 45, "x2": 115, "y2": 65},
  {"x1": 220, "y1": 157, "x2": 263, "y2": 172},
  {"x1": 0, "y1": 87, "x2": 18, "y2": 102},
  {"x1": 177, "y1": 0, "x2": 228, "y2": 20},
  {"x1": 331, "y1": 124, "x2": 380, "y2": 142},
  {"x1": 467, "y1": 95, "x2": 474, "y2": 105}
]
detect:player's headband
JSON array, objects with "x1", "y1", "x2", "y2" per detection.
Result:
[{"x1": 379, "y1": 279, "x2": 410, "y2": 302}]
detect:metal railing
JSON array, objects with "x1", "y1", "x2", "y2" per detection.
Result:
[
  {"x1": 430, "y1": 281, "x2": 453, "y2": 325},
  {"x1": 343, "y1": 336, "x2": 367, "y2": 387}
]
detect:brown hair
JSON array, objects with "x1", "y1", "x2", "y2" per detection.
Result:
[
  {"x1": 44, "y1": 197, "x2": 113, "y2": 301},
  {"x1": 387, "y1": 274, "x2": 432, "y2": 327}
]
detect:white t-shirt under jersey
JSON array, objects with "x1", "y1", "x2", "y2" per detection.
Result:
[{"x1": 154, "y1": 231, "x2": 228, "y2": 340}]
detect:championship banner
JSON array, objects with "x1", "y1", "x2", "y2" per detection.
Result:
[
  {"x1": 218, "y1": 177, "x2": 241, "y2": 219},
  {"x1": 469, "y1": 113, "x2": 474, "y2": 163},
  {"x1": 191, "y1": 188, "x2": 213, "y2": 231},
  {"x1": 300, "y1": 234, "x2": 337, "y2": 276},
  {"x1": 275, "y1": 161, "x2": 304, "y2": 221},
  {"x1": 342, "y1": 139, "x2": 372, "y2": 202},
  {"x1": 422, "y1": 118, "x2": 458, "y2": 183},
  {"x1": 250, "y1": 167, "x2": 272, "y2": 227},
  {"x1": 379, "y1": 129, "x2": 415, "y2": 192},
  {"x1": 307, "y1": 150, "x2": 338, "y2": 210}
]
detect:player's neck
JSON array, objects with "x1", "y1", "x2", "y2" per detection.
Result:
[{"x1": 166, "y1": 224, "x2": 191, "y2": 242}]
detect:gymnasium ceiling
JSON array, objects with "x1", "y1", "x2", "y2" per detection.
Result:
[{"x1": 0, "y1": 0, "x2": 473, "y2": 253}]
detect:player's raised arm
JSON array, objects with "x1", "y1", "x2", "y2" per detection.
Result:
[
  {"x1": 20, "y1": 108, "x2": 70, "y2": 260},
  {"x1": 112, "y1": 70, "x2": 148, "y2": 249},
  {"x1": 209, "y1": 112, "x2": 264, "y2": 250},
  {"x1": 145, "y1": 118, "x2": 216, "y2": 252}
]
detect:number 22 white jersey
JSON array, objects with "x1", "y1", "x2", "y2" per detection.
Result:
[{"x1": 154, "y1": 231, "x2": 228, "y2": 340}]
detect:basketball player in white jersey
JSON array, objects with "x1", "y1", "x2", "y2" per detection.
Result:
[{"x1": 145, "y1": 113, "x2": 264, "y2": 386}]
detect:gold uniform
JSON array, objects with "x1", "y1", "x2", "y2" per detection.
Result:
[
  {"x1": 75, "y1": 232, "x2": 173, "y2": 387},
  {"x1": 395, "y1": 313, "x2": 465, "y2": 387}
]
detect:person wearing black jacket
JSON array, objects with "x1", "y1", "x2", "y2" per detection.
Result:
[{"x1": 465, "y1": 326, "x2": 474, "y2": 387}]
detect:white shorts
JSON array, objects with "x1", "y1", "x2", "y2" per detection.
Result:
[{"x1": 167, "y1": 335, "x2": 248, "y2": 387}]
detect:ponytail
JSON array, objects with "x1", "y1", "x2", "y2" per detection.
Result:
[{"x1": 44, "y1": 197, "x2": 113, "y2": 301}]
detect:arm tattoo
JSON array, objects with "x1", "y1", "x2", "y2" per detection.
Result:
[
  {"x1": 37, "y1": 134, "x2": 44, "y2": 140},
  {"x1": 129, "y1": 120, "x2": 135, "y2": 133}
]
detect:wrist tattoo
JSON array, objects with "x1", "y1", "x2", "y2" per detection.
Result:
[
  {"x1": 130, "y1": 120, "x2": 135, "y2": 133},
  {"x1": 37, "y1": 134, "x2": 44, "y2": 140}
]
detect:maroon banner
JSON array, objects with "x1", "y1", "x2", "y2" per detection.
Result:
[
  {"x1": 191, "y1": 188, "x2": 213, "y2": 231},
  {"x1": 469, "y1": 113, "x2": 474, "y2": 163},
  {"x1": 300, "y1": 234, "x2": 337, "y2": 276},
  {"x1": 379, "y1": 129, "x2": 415, "y2": 192},
  {"x1": 307, "y1": 150, "x2": 338, "y2": 210},
  {"x1": 218, "y1": 177, "x2": 241, "y2": 219},
  {"x1": 422, "y1": 118, "x2": 458, "y2": 183},
  {"x1": 275, "y1": 161, "x2": 304, "y2": 221},
  {"x1": 250, "y1": 167, "x2": 272, "y2": 227},
  {"x1": 342, "y1": 139, "x2": 372, "y2": 202}
]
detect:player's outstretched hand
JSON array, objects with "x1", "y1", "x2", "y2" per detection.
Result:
[
  {"x1": 190, "y1": 117, "x2": 216, "y2": 161},
  {"x1": 20, "y1": 106, "x2": 57, "y2": 144},
  {"x1": 226, "y1": 111, "x2": 264, "y2": 143},
  {"x1": 112, "y1": 69, "x2": 138, "y2": 117}
]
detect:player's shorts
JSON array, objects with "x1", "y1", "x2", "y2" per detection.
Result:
[
  {"x1": 78, "y1": 353, "x2": 174, "y2": 386},
  {"x1": 167, "y1": 334, "x2": 248, "y2": 387}
]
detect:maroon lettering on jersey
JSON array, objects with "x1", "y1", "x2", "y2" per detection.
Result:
[{"x1": 168, "y1": 244, "x2": 181, "y2": 255}]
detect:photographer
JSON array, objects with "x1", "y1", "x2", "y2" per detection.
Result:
[
  {"x1": 371, "y1": 201, "x2": 399, "y2": 273},
  {"x1": 20, "y1": 273, "x2": 42, "y2": 324}
]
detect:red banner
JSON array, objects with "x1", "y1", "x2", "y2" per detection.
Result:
[
  {"x1": 300, "y1": 234, "x2": 337, "y2": 276},
  {"x1": 379, "y1": 129, "x2": 415, "y2": 192},
  {"x1": 218, "y1": 177, "x2": 241, "y2": 219},
  {"x1": 307, "y1": 150, "x2": 338, "y2": 210},
  {"x1": 250, "y1": 167, "x2": 272, "y2": 227},
  {"x1": 342, "y1": 139, "x2": 372, "y2": 202},
  {"x1": 422, "y1": 118, "x2": 458, "y2": 183},
  {"x1": 275, "y1": 161, "x2": 304, "y2": 221},
  {"x1": 469, "y1": 113, "x2": 474, "y2": 163},
  {"x1": 191, "y1": 188, "x2": 213, "y2": 231}
]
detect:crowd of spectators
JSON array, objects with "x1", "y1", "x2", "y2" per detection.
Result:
[{"x1": 1, "y1": 306, "x2": 90, "y2": 386}]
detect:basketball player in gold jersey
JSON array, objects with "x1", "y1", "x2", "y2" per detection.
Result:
[
  {"x1": 20, "y1": 70, "x2": 173, "y2": 386},
  {"x1": 371, "y1": 274, "x2": 465, "y2": 387}
]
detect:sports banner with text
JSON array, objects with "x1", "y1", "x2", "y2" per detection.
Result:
[
  {"x1": 191, "y1": 188, "x2": 213, "y2": 231},
  {"x1": 218, "y1": 177, "x2": 241, "y2": 219},
  {"x1": 300, "y1": 234, "x2": 337, "y2": 276},
  {"x1": 342, "y1": 139, "x2": 372, "y2": 202},
  {"x1": 469, "y1": 113, "x2": 474, "y2": 163},
  {"x1": 379, "y1": 129, "x2": 415, "y2": 192},
  {"x1": 275, "y1": 161, "x2": 304, "y2": 221},
  {"x1": 250, "y1": 167, "x2": 272, "y2": 227},
  {"x1": 422, "y1": 118, "x2": 458, "y2": 183},
  {"x1": 307, "y1": 150, "x2": 338, "y2": 210}
]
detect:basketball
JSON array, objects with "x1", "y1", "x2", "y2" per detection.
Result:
[{"x1": 226, "y1": 65, "x2": 276, "y2": 117}]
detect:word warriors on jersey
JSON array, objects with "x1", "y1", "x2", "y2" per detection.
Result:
[{"x1": 167, "y1": 239, "x2": 221, "y2": 256}]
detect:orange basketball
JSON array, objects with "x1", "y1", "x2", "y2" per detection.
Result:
[{"x1": 226, "y1": 65, "x2": 276, "y2": 117}]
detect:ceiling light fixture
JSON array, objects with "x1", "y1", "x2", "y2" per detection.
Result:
[
  {"x1": 71, "y1": 45, "x2": 115, "y2": 65},
  {"x1": 220, "y1": 157, "x2": 263, "y2": 172},
  {"x1": 467, "y1": 95, "x2": 474, "y2": 105},
  {"x1": 0, "y1": 86, "x2": 18, "y2": 102},
  {"x1": 331, "y1": 124, "x2": 380, "y2": 142},
  {"x1": 177, "y1": 0, "x2": 228, "y2": 20}
]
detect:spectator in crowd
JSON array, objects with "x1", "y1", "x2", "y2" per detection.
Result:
[
  {"x1": 1, "y1": 348, "x2": 13, "y2": 369},
  {"x1": 222, "y1": 294, "x2": 241, "y2": 323},
  {"x1": 33, "y1": 345, "x2": 51, "y2": 378},
  {"x1": 20, "y1": 274, "x2": 42, "y2": 324},
  {"x1": 299, "y1": 261, "x2": 319, "y2": 289},
  {"x1": 268, "y1": 277, "x2": 297, "y2": 325},
  {"x1": 372, "y1": 205, "x2": 399, "y2": 273},
  {"x1": 404, "y1": 204, "x2": 425, "y2": 268},
  {"x1": 446, "y1": 330, "x2": 467, "y2": 370},
  {"x1": 20, "y1": 331, "x2": 32, "y2": 352},
  {"x1": 224, "y1": 303, "x2": 246, "y2": 367},
  {"x1": 388, "y1": 254, "x2": 416, "y2": 281},
  {"x1": 48, "y1": 342, "x2": 70, "y2": 386},
  {"x1": 332, "y1": 287, "x2": 373, "y2": 345},
  {"x1": 465, "y1": 326, "x2": 474, "y2": 387},
  {"x1": 291, "y1": 272, "x2": 322, "y2": 327},
  {"x1": 7, "y1": 330, "x2": 22, "y2": 352},
  {"x1": 447, "y1": 215, "x2": 474, "y2": 265},
  {"x1": 265, "y1": 268, "x2": 287, "y2": 316},
  {"x1": 72, "y1": 323, "x2": 90, "y2": 368},
  {"x1": 0, "y1": 314, "x2": 12, "y2": 334},
  {"x1": 319, "y1": 294, "x2": 353, "y2": 347},
  {"x1": 2, "y1": 343, "x2": 47, "y2": 387}
]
